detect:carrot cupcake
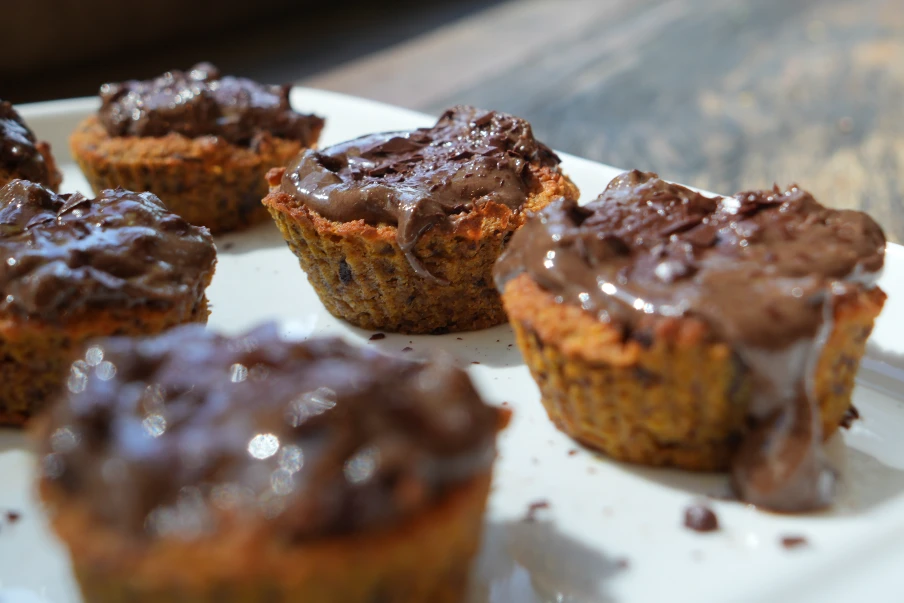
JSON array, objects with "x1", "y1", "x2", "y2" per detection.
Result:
[
  {"x1": 70, "y1": 63, "x2": 324, "y2": 233},
  {"x1": 495, "y1": 170, "x2": 886, "y2": 511},
  {"x1": 0, "y1": 179, "x2": 215, "y2": 425},
  {"x1": 1, "y1": 100, "x2": 62, "y2": 190},
  {"x1": 38, "y1": 323, "x2": 507, "y2": 603},
  {"x1": 264, "y1": 105, "x2": 578, "y2": 334}
]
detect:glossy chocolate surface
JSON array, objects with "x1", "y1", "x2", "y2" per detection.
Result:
[
  {"x1": 496, "y1": 170, "x2": 885, "y2": 511},
  {"x1": 41, "y1": 324, "x2": 501, "y2": 539},
  {"x1": 98, "y1": 63, "x2": 324, "y2": 147},
  {"x1": 0, "y1": 101, "x2": 56, "y2": 186},
  {"x1": 280, "y1": 105, "x2": 559, "y2": 276},
  {"x1": 0, "y1": 180, "x2": 215, "y2": 320}
]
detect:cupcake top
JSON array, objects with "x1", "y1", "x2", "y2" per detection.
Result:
[
  {"x1": 496, "y1": 170, "x2": 885, "y2": 348},
  {"x1": 280, "y1": 105, "x2": 560, "y2": 262},
  {"x1": 40, "y1": 323, "x2": 503, "y2": 540},
  {"x1": 0, "y1": 180, "x2": 216, "y2": 320},
  {"x1": 98, "y1": 62, "x2": 324, "y2": 147},
  {"x1": 0, "y1": 101, "x2": 60, "y2": 188},
  {"x1": 496, "y1": 170, "x2": 885, "y2": 511}
]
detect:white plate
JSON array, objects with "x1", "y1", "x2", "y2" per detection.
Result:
[{"x1": 2, "y1": 90, "x2": 904, "y2": 603}]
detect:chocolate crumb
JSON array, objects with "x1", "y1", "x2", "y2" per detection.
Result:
[
  {"x1": 616, "y1": 558, "x2": 630, "y2": 570},
  {"x1": 222, "y1": 241, "x2": 235, "y2": 251},
  {"x1": 780, "y1": 535, "x2": 808, "y2": 549},
  {"x1": 501, "y1": 401, "x2": 510, "y2": 407},
  {"x1": 496, "y1": 339, "x2": 500, "y2": 343},
  {"x1": 523, "y1": 500, "x2": 551, "y2": 522},
  {"x1": 368, "y1": 333, "x2": 386, "y2": 341},
  {"x1": 840, "y1": 405, "x2": 860, "y2": 429},
  {"x1": 568, "y1": 449, "x2": 578, "y2": 456},
  {"x1": 5, "y1": 511, "x2": 20, "y2": 523},
  {"x1": 456, "y1": 337, "x2": 463, "y2": 341},
  {"x1": 471, "y1": 361, "x2": 481, "y2": 365},
  {"x1": 683, "y1": 504, "x2": 719, "y2": 532},
  {"x1": 401, "y1": 347, "x2": 413, "y2": 352}
]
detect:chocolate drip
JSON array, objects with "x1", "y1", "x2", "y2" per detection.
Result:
[
  {"x1": 495, "y1": 171, "x2": 885, "y2": 511},
  {"x1": 40, "y1": 324, "x2": 501, "y2": 540},
  {"x1": 279, "y1": 105, "x2": 560, "y2": 279},
  {"x1": 98, "y1": 63, "x2": 324, "y2": 147},
  {"x1": 0, "y1": 180, "x2": 216, "y2": 320},
  {"x1": 0, "y1": 101, "x2": 53, "y2": 185}
]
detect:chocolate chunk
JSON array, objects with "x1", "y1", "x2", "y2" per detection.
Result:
[
  {"x1": 683, "y1": 504, "x2": 719, "y2": 532},
  {"x1": 98, "y1": 64, "x2": 323, "y2": 147},
  {"x1": 5, "y1": 510, "x2": 20, "y2": 523},
  {"x1": 401, "y1": 346, "x2": 413, "y2": 352},
  {"x1": 338, "y1": 259, "x2": 353, "y2": 284},
  {"x1": 780, "y1": 535, "x2": 809, "y2": 549},
  {"x1": 523, "y1": 500, "x2": 551, "y2": 522},
  {"x1": 368, "y1": 333, "x2": 386, "y2": 341},
  {"x1": 840, "y1": 405, "x2": 860, "y2": 429}
]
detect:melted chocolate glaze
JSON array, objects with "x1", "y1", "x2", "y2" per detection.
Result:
[
  {"x1": 40, "y1": 324, "x2": 501, "y2": 540},
  {"x1": 279, "y1": 105, "x2": 560, "y2": 277},
  {"x1": 0, "y1": 180, "x2": 216, "y2": 320},
  {"x1": 495, "y1": 170, "x2": 885, "y2": 512},
  {"x1": 0, "y1": 101, "x2": 55, "y2": 186},
  {"x1": 98, "y1": 63, "x2": 324, "y2": 147}
]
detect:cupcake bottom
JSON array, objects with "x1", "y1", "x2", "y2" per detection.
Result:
[
  {"x1": 43, "y1": 474, "x2": 492, "y2": 603},
  {"x1": 0, "y1": 298, "x2": 209, "y2": 426},
  {"x1": 502, "y1": 274, "x2": 886, "y2": 471},
  {"x1": 264, "y1": 166, "x2": 578, "y2": 334},
  {"x1": 70, "y1": 117, "x2": 314, "y2": 234}
]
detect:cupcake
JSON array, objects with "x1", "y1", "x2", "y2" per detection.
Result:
[
  {"x1": 0, "y1": 180, "x2": 215, "y2": 425},
  {"x1": 1, "y1": 100, "x2": 62, "y2": 190},
  {"x1": 495, "y1": 170, "x2": 886, "y2": 512},
  {"x1": 70, "y1": 63, "x2": 324, "y2": 233},
  {"x1": 263, "y1": 105, "x2": 579, "y2": 334},
  {"x1": 38, "y1": 323, "x2": 508, "y2": 603}
]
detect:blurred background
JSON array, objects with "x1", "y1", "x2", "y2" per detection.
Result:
[{"x1": 2, "y1": 0, "x2": 902, "y2": 240}]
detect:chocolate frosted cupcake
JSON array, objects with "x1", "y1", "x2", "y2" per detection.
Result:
[
  {"x1": 1, "y1": 100, "x2": 62, "y2": 190},
  {"x1": 264, "y1": 105, "x2": 579, "y2": 334},
  {"x1": 0, "y1": 180, "x2": 215, "y2": 425},
  {"x1": 38, "y1": 323, "x2": 507, "y2": 603},
  {"x1": 70, "y1": 63, "x2": 324, "y2": 233},
  {"x1": 496, "y1": 170, "x2": 886, "y2": 512}
]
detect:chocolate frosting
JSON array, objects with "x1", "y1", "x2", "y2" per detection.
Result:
[
  {"x1": 40, "y1": 324, "x2": 501, "y2": 540},
  {"x1": 98, "y1": 63, "x2": 324, "y2": 147},
  {"x1": 0, "y1": 101, "x2": 55, "y2": 186},
  {"x1": 0, "y1": 180, "x2": 216, "y2": 320},
  {"x1": 280, "y1": 105, "x2": 560, "y2": 277},
  {"x1": 495, "y1": 170, "x2": 885, "y2": 512}
]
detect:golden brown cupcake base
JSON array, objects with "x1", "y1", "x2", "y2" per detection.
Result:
[
  {"x1": 0, "y1": 297, "x2": 209, "y2": 426},
  {"x1": 70, "y1": 117, "x2": 320, "y2": 233},
  {"x1": 502, "y1": 274, "x2": 886, "y2": 471},
  {"x1": 264, "y1": 166, "x2": 579, "y2": 334},
  {"x1": 42, "y1": 473, "x2": 492, "y2": 603}
]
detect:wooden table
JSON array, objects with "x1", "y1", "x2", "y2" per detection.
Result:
[
  {"x1": 304, "y1": 0, "x2": 904, "y2": 242},
  {"x1": 7, "y1": 0, "x2": 903, "y2": 240}
]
